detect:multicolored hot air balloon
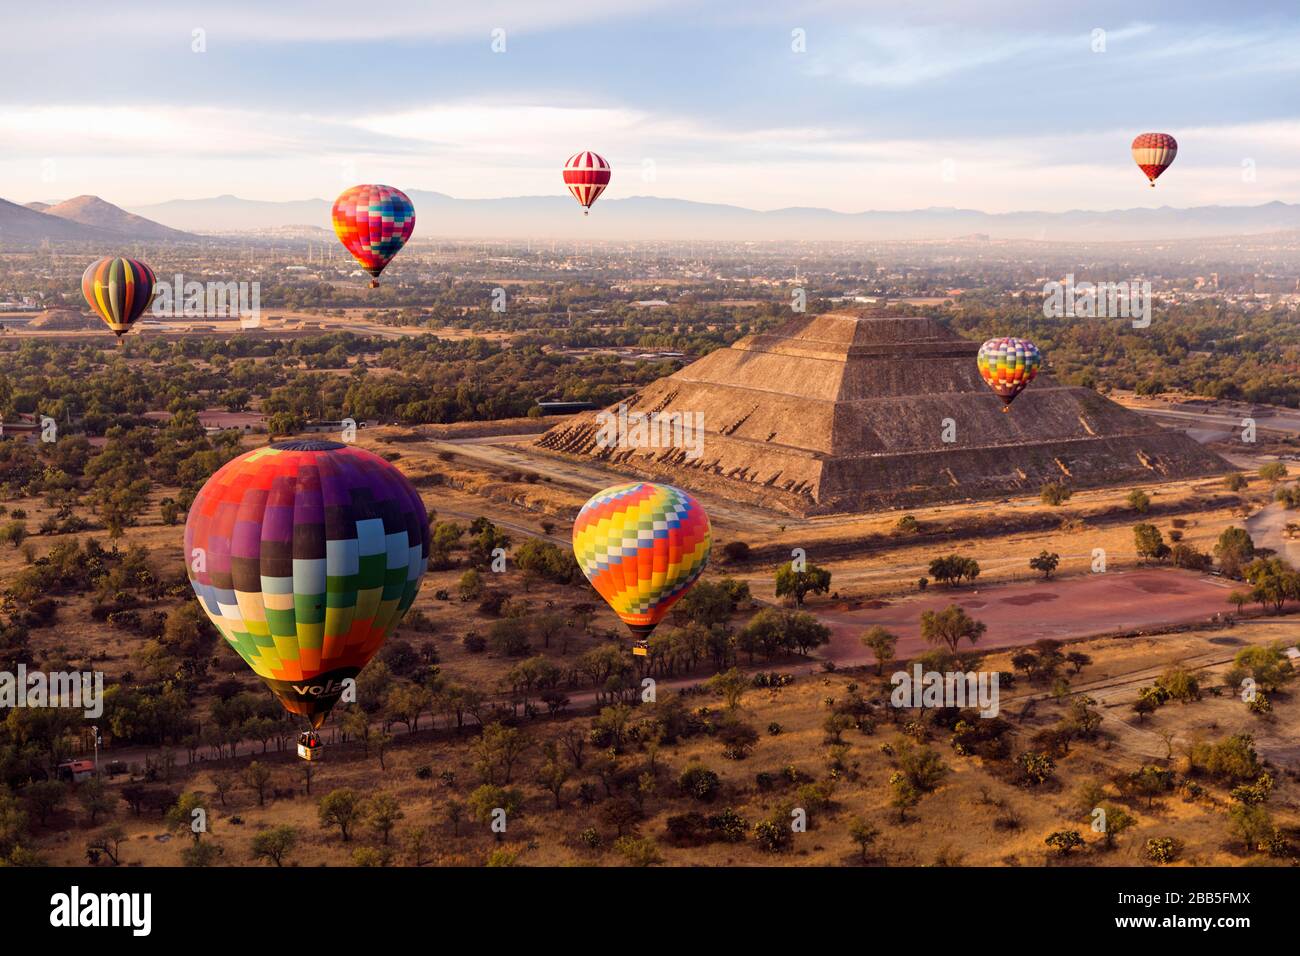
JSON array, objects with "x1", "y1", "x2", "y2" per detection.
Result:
[
  {"x1": 977, "y1": 337, "x2": 1042, "y2": 412},
  {"x1": 1131, "y1": 133, "x2": 1177, "y2": 187},
  {"x1": 81, "y1": 256, "x2": 157, "y2": 339},
  {"x1": 572, "y1": 482, "x2": 710, "y2": 655},
  {"x1": 185, "y1": 440, "x2": 429, "y2": 738},
  {"x1": 563, "y1": 151, "x2": 611, "y2": 215},
  {"x1": 331, "y1": 184, "x2": 416, "y2": 287}
]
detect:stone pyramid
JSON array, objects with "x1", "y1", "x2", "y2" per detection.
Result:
[{"x1": 536, "y1": 311, "x2": 1231, "y2": 515}]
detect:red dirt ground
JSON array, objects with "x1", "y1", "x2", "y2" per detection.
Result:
[{"x1": 817, "y1": 568, "x2": 1239, "y2": 665}]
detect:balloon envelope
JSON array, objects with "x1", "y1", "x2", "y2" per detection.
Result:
[
  {"x1": 572, "y1": 482, "x2": 710, "y2": 638},
  {"x1": 81, "y1": 256, "x2": 156, "y2": 337},
  {"x1": 331, "y1": 184, "x2": 416, "y2": 281},
  {"x1": 1131, "y1": 132, "x2": 1177, "y2": 186},
  {"x1": 563, "y1": 151, "x2": 611, "y2": 211},
  {"x1": 185, "y1": 440, "x2": 429, "y2": 727},
  {"x1": 977, "y1": 337, "x2": 1042, "y2": 406}
]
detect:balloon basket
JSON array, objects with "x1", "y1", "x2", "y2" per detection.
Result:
[
  {"x1": 369, "y1": 279, "x2": 380, "y2": 288},
  {"x1": 297, "y1": 731, "x2": 323, "y2": 761},
  {"x1": 632, "y1": 640, "x2": 649, "y2": 657}
]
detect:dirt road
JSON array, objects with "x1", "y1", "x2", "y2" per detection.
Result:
[{"x1": 817, "y1": 568, "x2": 1237, "y2": 666}]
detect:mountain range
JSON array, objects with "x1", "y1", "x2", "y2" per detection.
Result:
[
  {"x1": 0, "y1": 195, "x2": 192, "y2": 243},
  {"x1": 128, "y1": 193, "x2": 1300, "y2": 242},
  {"x1": 2, "y1": 191, "x2": 1298, "y2": 243}
]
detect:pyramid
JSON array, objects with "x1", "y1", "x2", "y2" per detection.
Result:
[{"x1": 536, "y1": 312, "x2": 1232, "y2": 515}]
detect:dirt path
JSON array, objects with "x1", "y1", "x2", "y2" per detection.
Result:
[{"x1": 815, "y1": 568, "x2": 1237, "y2": 666}]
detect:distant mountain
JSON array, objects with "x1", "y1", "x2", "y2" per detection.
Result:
[
  {"x1": 23, "y1": 201, "x2": 50, "y2": 212},
  {"x1": 127, "y1": 192, "x2": 1300, "y2": 242},
  {"x1": 0, "y1": 197, "x2": 118, "y2": 241},
  {"x1": 41, "y1": 195, "x2": 191, "y2": 241}
]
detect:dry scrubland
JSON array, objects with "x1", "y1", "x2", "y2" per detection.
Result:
[
  {"x1": 7, "y1": 426, "x2": 1296, "y2": 868},
  {"x1": 35, "y1": 618, "x2": 1300, "y2": 867}
]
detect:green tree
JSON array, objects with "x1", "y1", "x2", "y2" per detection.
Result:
[
  {"x1": 250, "y1": 825, "x2": 298, "y2": 866},
  {"x1": 920, "y1": 604, "x2": 986, "y2": 654},
  {"x1": 861, "y1": 626, "x2": 898, "y2": 675},
  {"x1": 318, "y1": 789, "x2": 363, "y2": 841},
  {"x1": 774, "y1": 561, "x2": 831, "y2": 607},
  {"x1": 1029, "y1": 550, "x2": 1060, "y2": 579}
]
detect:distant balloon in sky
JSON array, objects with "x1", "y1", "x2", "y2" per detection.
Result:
[
  {"x1": 572, "y1": 482, "x2": 710, "y2": 655},
  {"x1": 81, "y1": 256, "x2": 156, "y2": 339},
  {"x1": 563, "y1": 151, "x2": 611, "y2": 214},
  {"x1": 977, "y1": 337, "x2": 1042, "y2": 412},
  {"x1": 331, "y1": 184, "x2": 415, "y2": 287},
  {"x1": 185, "y1": 440, "x2": 429, "y2": 729},
  {"x1": 1131, "y1": 133, "x2": 1177, "y2": 187}
]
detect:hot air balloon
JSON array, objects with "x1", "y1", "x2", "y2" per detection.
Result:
[
  {"x1": 81, "y1": 256, "x2": 157, "y2": 340},
  {"x1": 572, "y1": 482, "x2": 710, "y2": 656},
  {"x1": 185, "y1": 440, "x2": 429, "y2": 755},
  {"x1": 563, "y1": 151, "x2": 611, "y2": 215},
  {"x1": 331, "y1": 184, "x2": 416, "y2": 287},
  {"x1": 977, "y1": 337, "x2": 1042, "y2": 412},
  {"x1": 1131, "y1": 133, "x2": 1177, "y2": 187}
]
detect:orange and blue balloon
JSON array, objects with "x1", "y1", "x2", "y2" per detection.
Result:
[
  {"x1": 978, "y1": 337, "x2": 1041, "y2": 411},
  {"x1": 331, "y1": 184, "x2": 415, "y2": 287},
  {"x1": 572, "y1": 482, "x2": 710, "y2": 641}
]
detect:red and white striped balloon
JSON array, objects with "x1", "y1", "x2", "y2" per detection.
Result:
[
  {"x1": 563, "y1": 151, "x2": 611, "y2": 214},
  {"x1": 1131, "y1": 133, "x2": 1177, "y2": 187}
]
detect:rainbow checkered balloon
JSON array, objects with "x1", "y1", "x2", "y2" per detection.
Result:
[
  {"x1": 331, "y1": 184, "x2": 416, "y2": 284},
  {"x1": 572, "y1": 482, "x2": 711, "y2": 639},
  {"x1": 185, "y1": 440, "x2": 429, "y2": 727},
  {"x1": 977, "y1": 336, "x2": 1042, "y2": 408}
]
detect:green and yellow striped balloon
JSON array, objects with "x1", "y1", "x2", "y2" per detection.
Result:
[{"x1": 81, "y1": 256, "x2": 157, "y2": 337}]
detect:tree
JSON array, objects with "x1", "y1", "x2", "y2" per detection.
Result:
[
  {"x1": 472, "y1": 722, "x2": 532, "y2": 784},
  {"x1": 708, "y1": 668, "x2": 750, "y2": 711},
  {"x1": 242, "y1": 762, "x2": 272, "y2": 807},
  {"x1": 1127, "y1": 489, "x2": 1151, "y2": 513},
  {"x1": 318, "y1": 789, "x2": 363, "y2": 841},
  {"x1": 166, "y1": 792, "x2": 208, "y2": 844},
  {"x1": 1045, "y1": 830, "x2": 1084, "y2": 856},
  {"x1": 366, "y1": 793, "x2": 404, "y2": 845},
  {"x1": 404, "y1": 826, "x2": 433, "y2": 866},
  {"x1": 1098, "y1": 805, "x2": 1136, "y2": 850},
  {"x1": 1040, "y1": 482, "x2": 1072, "y2": 506},
  {"x1": 1133, "y1": 523, "x2": 1169, "y2": 562},
  {"x1": 1228, "y1": 803, "x2": 1274, "y2": 853},
  {"x1": 250, "y1": 825, "x2": 298, "y2": 866},
  {"x1": 1258, "y1": 461, "x2": 1288, "y2": 483},
  {"x1": 774, "y1": 561, "x2": 831, "y2": 607},
  {"x1": 535, "y1": 744, "x2": 572, "y2": 809},
  {"x1": 848, "y1": 817, "x2": 879, "y2": 862},
  {"x1": 1029, "y1": 551, "x2": 1060, "y2": 580},
  {"x1": 920, "y1": 604, "x2": 986, "y2": 654},
  {"x1": 78, "y1": 779, "x2": 114, "y2": 827},
  {"x1": 86, "y1": 825, "x2": 127, "y2": 866},
  {"x1": 861, "y1": 626, "x2": 898, "y2": 675},
  {"x1": 1214, "y1": 526, "x2": 1255, "y2": 578},
  {"x1": 211, "y1": 769, "x2": 237, "y2": 807},
  {"x1": 23, "y1": 780, "x2": 65, "y2": 826},
  {"x1": 928, "y1": 555, "x2": 981, "y2": 587}
]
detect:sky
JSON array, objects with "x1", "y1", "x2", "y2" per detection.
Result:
[{"x1": 2, "y1": 0, "x2": 1298, "y2": 213}]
